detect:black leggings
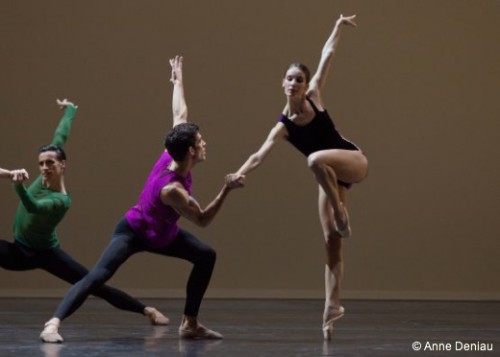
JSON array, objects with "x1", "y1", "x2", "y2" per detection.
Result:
[
  {"x1": 0, "y1": 239, "x2": 145, "y2": 314},
  {"x1": 54, "y1": 218, "x2": 216, "y2": 320}
]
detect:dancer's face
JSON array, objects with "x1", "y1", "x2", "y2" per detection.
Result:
[
  {"x1": 191, "y1": 132, "x2": 207, "y2": 162},
  {"x1": 38, "y1": 151, "x2": 65, "y2": 182},
  {"x1": 283, "y1": 67, "x2": 308, "y2": 97}
]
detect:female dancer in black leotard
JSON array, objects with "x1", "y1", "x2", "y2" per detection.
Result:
[{"x1": 229, "y1": 14, "x2": 368, "y2": 339}]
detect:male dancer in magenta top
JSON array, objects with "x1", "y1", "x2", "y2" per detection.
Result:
[
  {"x1": 0, "y1": 100, "x2": 168, "y2": 333},
  {"x1": 40, "y1": 57, "x2": 245, "y2": 343}
]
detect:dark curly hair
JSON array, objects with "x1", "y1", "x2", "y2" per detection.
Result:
[{"x1": 164, "y1": 122, "x2": 200, "y2": 161}]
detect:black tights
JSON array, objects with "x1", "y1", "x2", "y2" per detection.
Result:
[
  {"x1": 0, "y1": 239, "x2": 145, "y2": 314},
  {"x1": 54, "y1": 218, "x2": 216, "y2": 320}
]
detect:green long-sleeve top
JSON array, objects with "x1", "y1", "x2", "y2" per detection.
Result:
[{"x1": 13, "y1": 106, "x2": 77, "y2": 250}]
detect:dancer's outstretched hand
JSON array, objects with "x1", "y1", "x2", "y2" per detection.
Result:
[
  {"x1": 56, "y1": 98, "x2": 78, "y2": 109},
  {"x1": 10, "y1": 169, "x2": 29, "y2": 183},
  {"x1": 169, "y1": 55, "x2": 184, "y2": 84},
  {"x1": 337, "y1": 14, "x2": 357, "y2": 27},
  {"x1": 225, "y1": 173, "x2": 245, "y2": 189}
]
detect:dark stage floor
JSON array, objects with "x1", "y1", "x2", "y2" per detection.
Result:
[{"x1": 0, "y1": 298, "x2": 498, "y2": 356}]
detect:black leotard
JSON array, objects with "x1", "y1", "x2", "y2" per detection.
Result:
[{"x1": 279, "y1": 97, "x2": 359, "y2": 156}]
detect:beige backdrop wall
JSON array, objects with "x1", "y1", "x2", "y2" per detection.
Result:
[{"x1": 1, "y1": 0, "x2": 499, "y2": 300}]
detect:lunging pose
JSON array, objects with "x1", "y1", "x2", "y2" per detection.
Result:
[
  {"x1": 229, "y1": 15, "x2": 368, "y2": 339},
  {"x1": 0, "y1": 100, "x2": 168, "y2": 339},
  {"x1": 40, "y1": 57, "x2": 244, "y2": 343}
]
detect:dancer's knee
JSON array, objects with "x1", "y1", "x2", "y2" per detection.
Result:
[
  {"x1": 197, "y1": 246, "x2": 216, "y2": 267},
  {"x1": 307, "y1": 154, "x2": 333, "y2": 179},
  {"x1": 307, "y1": 153, "x2": 323, "y2": 171}
]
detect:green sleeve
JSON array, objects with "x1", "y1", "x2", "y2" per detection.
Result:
[
  {"x1": 51, "y1": 106, "x2": 78, "y2": 147},
  {"x1": 25, "y1": 174, "x2": 43, "y2": 192},
  {"x1": 14, "y1": 182, "x2": 65, "y2": 214}
]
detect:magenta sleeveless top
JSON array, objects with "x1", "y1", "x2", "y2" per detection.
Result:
[{"x1": 125, "y1": 151, "x2": 192, "y2": 249}]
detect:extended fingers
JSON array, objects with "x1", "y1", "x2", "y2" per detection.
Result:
[
  {"x1": 169, "y1": 55, "x2": 183, "y2": 68},
  {"x1": 56, "y1": 98, "x2": 77, "y2": 109},
  {"x1": 169, "y1": 56, "x2": 183, "y2": 82},
  {"x1": 340, "y1": 14, "x2": 357, "y2": 26}
]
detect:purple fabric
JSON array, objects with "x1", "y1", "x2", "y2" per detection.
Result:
[{"x1": 125, "y1": 151, "x2": 192, "y2": 249}]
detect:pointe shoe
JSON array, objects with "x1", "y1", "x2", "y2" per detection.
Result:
[
  {"x1": 334, "y1": 205, "x2": 351, "y2": 238},
  {"x1": 179, "y1": 324, "x2": 223, "y2": 340},
  {"x1": 144, "y1": 307, "x2": 170, "y2": 325},
  {"x1": 40, "y1": 322, "x2": 64, "y2": 343},
  {"x1": 322, "y1": 306, "x2": 345, "y2": 340}
]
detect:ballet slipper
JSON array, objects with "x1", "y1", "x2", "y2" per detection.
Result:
[
  {"x1": 334, "y1": 205, "x2": 351, "y2": 238},
  {"x1": 40, "y1": 321, "x2": 64, "y2": 343},
  {"x1": 322, "y1": 305, "x2": 345, "y2": 340},
  {"x1": 179, "y1": 323, "x2": 223, "y2": 340},
  {"x1": 144, "y1": 307, "x2": 170, "y2": 325}
]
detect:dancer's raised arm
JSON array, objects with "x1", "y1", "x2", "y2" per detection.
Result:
[
  {"x1": 51, "y1": 99, "x2": 78, "y2": 147},
  {"x1": 170, "y1": 55, "x2": 188, "y2": 127},
  {"x1": 12, "y1": 99, "x2": 77, "y2": 214},
  {"x1": 308, "y1": 14, "x2": 357, "y2": 96}
]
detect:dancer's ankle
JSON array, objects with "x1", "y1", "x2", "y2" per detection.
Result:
[
  {"x1": 181, "y1": 315, "x2": 198, "y2": 329},
  {"x1": 45, "y1": 317, "x2": 61, "y2": 328}
]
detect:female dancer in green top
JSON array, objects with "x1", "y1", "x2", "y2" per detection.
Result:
[{"x1": 0, "y1": 99, "x2": 168, "y2": 332}]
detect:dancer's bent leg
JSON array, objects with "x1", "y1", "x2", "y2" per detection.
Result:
[
  {"x1": 308, "y1": 149, "x2": 367, "y2": 236},
  {"x1": 154, "y1": 229, "x2": 221, "y2": 339}
]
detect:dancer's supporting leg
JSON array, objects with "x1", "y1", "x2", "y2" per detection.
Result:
[
  {"x1": 318, "y1": 186, "x2": 348, "y2": 339},
  {"x1": 159, "y1": 229, "x2": 220, "y2": 339}
]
